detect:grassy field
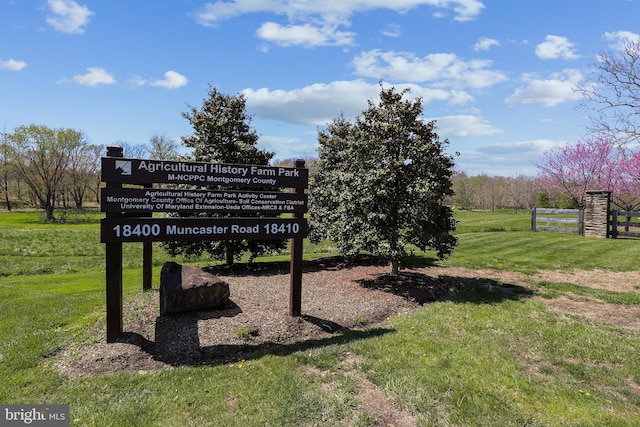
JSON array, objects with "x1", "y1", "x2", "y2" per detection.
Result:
[{"x1": 1, "y1": 209, "x2": 640, "y2": 426}]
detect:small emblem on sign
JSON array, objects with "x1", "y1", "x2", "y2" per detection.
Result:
[{"x1": 115, "y1": 160, "x2": 132, "y2": 176}]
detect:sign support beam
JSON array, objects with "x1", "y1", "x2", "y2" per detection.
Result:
[
  {"x1": 289, "y1": 159, "x2": 305, "y2": 316},
  {"x1": 105, "y1": 146, "x2": 124, "y2": 343}
]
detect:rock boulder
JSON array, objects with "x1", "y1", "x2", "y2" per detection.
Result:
[{"x1": 159, "y1": 262, "x2": 230, "y2": 316}]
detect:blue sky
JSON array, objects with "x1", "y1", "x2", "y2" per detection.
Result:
[{"x1": 1, "y1": 0, "x2": 639, "y2": 176}]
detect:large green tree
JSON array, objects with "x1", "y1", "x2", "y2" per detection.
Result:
[
  {"x1": 8, "y1": 124, "x2": 86, "y2": 220},
  {"x1": 161, "y1": 86, "x2": 287, "y2": 264},
  {"x1": 309, "y1": 86, "x2": 457, "y2": 274}
]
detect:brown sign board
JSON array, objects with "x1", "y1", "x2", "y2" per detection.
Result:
[
  {"x1": 101, "y1": 217, "x2": 307, "y2": 243},
  {"x1": 101, "y1": 157, "x2": 308, "y2": 188},
  {"x1": 101, "y1": 188, "x2": 307, "y2": 214}
]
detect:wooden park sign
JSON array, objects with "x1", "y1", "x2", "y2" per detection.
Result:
[{"x1": 101, "y1": 146, "x2": 308, "y2": 342}]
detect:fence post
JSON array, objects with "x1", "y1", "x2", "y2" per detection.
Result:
[
  {"x1": 578, "y1": 208, "x2": 584, "y2": 236},
  {"x1": 531, "y1": 207, "x2": 537, "y2": 232},
  {"x1": 611, "y1": 210, "x2": 619, "y2": 239},
  {"x1": 585, "y1": 191, "x2": 611, "y2": 238}
]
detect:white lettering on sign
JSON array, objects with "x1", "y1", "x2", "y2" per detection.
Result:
[
  {"x1": 112, "y1": 224, "x2": 161, "y2": 238},
  {"x1": 210, "y1": 164, "x2": 249, "y2": 176},
  {"x1": 138, "y1": 160, "x2": 207, "y2": 174},
  {"x1": 167, "y1": 173, "x2": 205, "y2": 182},
  {"x1": 231, "y1": 224, "x2": 260, "y2": 233},
  {"x1": 207, "y1": 176, "x2": 252, "y2": 185},
  {"x1": 264, "y1": 222, "x2": 300, "y2": 234},
  {"x1": 278, "y1": 167, "x2": 300, "y2": 177},
  {"x1": 252, "y1": 177, "x2": 277, "y2": 185},
  {"x1": 251, "y1": 166, "x2": 276, "y2": 176},
  {"x1": 166, "y1": 225, "x2": 229, "y2": 235}
]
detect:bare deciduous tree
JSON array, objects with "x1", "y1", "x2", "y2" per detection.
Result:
[
  {"x1": 8, "y1": 125, "x2": 85, "y2": 220},
  {"x1": 578, "y1": 39, "x2": 640, "y2": 145}
]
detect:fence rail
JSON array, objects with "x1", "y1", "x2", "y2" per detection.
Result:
[
  {"x1": 611, "y1": 210, "x2": 640, "y2": 238},
  {"x1": 531, "y1": 207, "x2": 584, "y2": 235},
  {"x1": 533, "y1": 192, "x2": 640, "y2": 239}
]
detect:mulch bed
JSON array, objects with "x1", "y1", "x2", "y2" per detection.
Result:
[
  {"x1": 53, "y1": 256, "x2": 640, "y2": 378},
  {"x1": 54, "y1": 256, "x2": 453, "y2": 377}
]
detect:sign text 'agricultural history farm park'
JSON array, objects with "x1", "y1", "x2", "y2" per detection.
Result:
[{"x1": 100, "y1": 148, "x2": 309, "y2": 341}]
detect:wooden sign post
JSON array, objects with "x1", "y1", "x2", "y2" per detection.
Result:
[{"x1": 101, "y1": 147, "x2": 308, "y2": 342}]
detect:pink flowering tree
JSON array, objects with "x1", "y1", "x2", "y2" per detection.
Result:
[
  {"x1": 535, "y1": 137, "x2": 620, "y2": 208},
  {"x1": 616, "y1": 147, "x2": 640, "y2": 211},
  {"x1": 535, "y1": 136, "x2": 640, "y2": 210}
]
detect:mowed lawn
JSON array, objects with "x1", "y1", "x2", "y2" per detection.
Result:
[{"x1": 1, "y1": 209, "x2": 640, "y2": 426}]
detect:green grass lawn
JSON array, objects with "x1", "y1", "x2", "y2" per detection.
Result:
[{"x1": 2, "y1": 209, "x2": 640, "y2": 426}]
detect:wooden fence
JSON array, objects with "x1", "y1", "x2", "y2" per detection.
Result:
[
  {"x1": 531, "y1": 207, "x2": 584, "y2": 235},
  {"x1": 610, "y1": 210, "x2": 640, "y2": 238},
  {"x1": 532, "y1": 206, "x2": 640, "y2": 239},
  {"x1": 533, "y1": 192, "x2": 640, "y2": 239}
]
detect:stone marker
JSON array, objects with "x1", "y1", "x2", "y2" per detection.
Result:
[{"x1": 159, "y1": 261, "x2": 230, "y2": 316}]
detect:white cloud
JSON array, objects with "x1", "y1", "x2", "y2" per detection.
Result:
[
  {"x1": 259, "y1": 135, "x2": 308, "y2": 159},
  {"x1": 458, "y1": 139, "x2": 567, "y2": 176},
  {"x1": 505, "y1": 69, "x2": 583, "y2": 107},
  {"x1": 473, "y1": 37, "x2": 499, "y2": 52},
  {"x1": 351, "y1": 49, "x2": 507, "y2": 90},
  {"x1": 535, "y1": 35, "x2": 579, "y2": 60},
  {"x1": 432, "y1": 115, "x2": 503, "y2": 137},
  {"x1": 243, "y1": 80, "x2": 378, "y2": 126},
  {"x1": 193, "y1": 1, "x2": 484, "y2": 47},
  {"x1": 381, "y1": 24, "x2": 402, "y2": 38},
  {"x1": 256, "y1": 21, "x2": 356, "y2": 47},
  {"x1": 477, "y1": 139, "x2": 563, "y2": 156},
  {"x1": 46, "y1": 0, "x2": 93, "y2": 34},
  {"x1": 0, "y1": 58, "x2": 27, "y2": 71},
  {"x1": 604, "y1": 30, "x2": 640, "y2": 50},
  {"x1": 68, "y1": 67, "x2": 116, "y2": 86},
  {"x1": 194, "y1": 0, "x2": 485, "y2": 25},
  {"x1": 150, "y1": 71, "x2": 188, "y2": 89},
  {"x1": 243, "y1": 79, "x2": 454, "y2": 126},
  {"x1": 127, "y1": 75, "x2": 149, "y2": 88}
]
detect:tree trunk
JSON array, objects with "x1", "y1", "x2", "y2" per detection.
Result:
[
  {"x1": 226, "y1": 249, "x2": 235, "y2": 266},
  {"x1": 44, "y1": 204, "x2": 55, "y2": 221},
  {"x1": 390, "y1": 259, "x2": 399, "y2": 276},
  {"x1": 2, "y1": 175, "x2": 9, "y2": 211}
]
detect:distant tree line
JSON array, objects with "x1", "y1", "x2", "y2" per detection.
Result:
[
  {"x1": 449, "y1": 172, "x2": 536, "y2": 212},
  {"x1": 0, "y1": 125, "x2": 178, "y2": 221}
]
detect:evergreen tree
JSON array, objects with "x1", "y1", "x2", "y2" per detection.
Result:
[
  {"x1": 161, "y1": 86, "x2": 286, "y2": 264},
  {"x1": 309, "y1": 86, "x2": 457, "y2": 275}
]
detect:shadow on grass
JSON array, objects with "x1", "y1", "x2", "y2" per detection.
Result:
[
  {"x1": 117, "y1": 255, "x2": 531, "y2": 368},
  {"x1": 356, "y1": 270, "x2": 533, "y2": 306},
  {"x1": 117, "y1": 322, "x2": 394, "y2": 368}
]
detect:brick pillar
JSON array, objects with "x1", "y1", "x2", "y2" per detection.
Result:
[{"x1": 584, "y1": 191, "x2": 611, "y2": 238}]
